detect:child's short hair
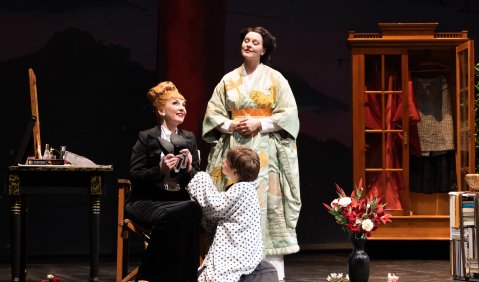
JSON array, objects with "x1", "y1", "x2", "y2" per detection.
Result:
[{"x1": 226, "y1": 146, "x2": 260, "y2": 182}]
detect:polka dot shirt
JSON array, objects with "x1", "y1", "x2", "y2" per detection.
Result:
[{"x1": 186, "y1": 172, "x2": 263, "y2": 282}]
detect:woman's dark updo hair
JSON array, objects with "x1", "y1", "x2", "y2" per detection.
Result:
[{"x1": 240, "y1": 26, "x2": 277, "y2": 65}]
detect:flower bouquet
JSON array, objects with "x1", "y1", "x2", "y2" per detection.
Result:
[
  {"x1": 327, "y1": 272, "x2": 349, "y2": 281},
  {"x1": 323, "y1": 178, "x2": 392, "y2": 239}
]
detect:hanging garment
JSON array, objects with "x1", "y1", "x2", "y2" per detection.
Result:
[
  {"x1": 409, "y1": 151, "x2": 457, "y2": 194},
  {"x1": 412, "y1": 75, "x2": 454, "y2": 153},
  {"x1": 410, "y1": 74, "x2": 456, "y2": 193}
]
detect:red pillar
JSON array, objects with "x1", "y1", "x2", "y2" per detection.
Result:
[{"x1": 156, "y1": 0, "x2": 226, "y2": 154}]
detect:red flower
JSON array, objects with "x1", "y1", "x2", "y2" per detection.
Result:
[{"x1": 323, "y1": 178, "x2": 392, "y2": 239}]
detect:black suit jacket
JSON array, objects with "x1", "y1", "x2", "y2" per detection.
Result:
[{"x1": 128, "y1": 125, "x2": 200, "y2": 202}]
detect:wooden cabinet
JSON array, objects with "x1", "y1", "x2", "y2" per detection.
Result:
[{"x1": 348, "y1": 23, "x2": 475, "y2": 240}]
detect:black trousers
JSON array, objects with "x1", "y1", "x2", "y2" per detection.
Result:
[
  {"x1": 198, "y1": 260, "x2": 279, "y2": 282},
  {"x1": 125, "y1": 199, "x2": 202, "y2": 282},
  {"x1": 239, "y1": 260, "x2": 279, "y2": 282}
]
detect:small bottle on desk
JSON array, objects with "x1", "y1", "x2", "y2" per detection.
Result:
[
  {"x1": 43, "y1": 144, "x2": 51, "y2": 160},
  {"x1": 60, "y1": 146, "x2": 67, "y2": 160},
  {"x1": 49, "y1": 148, "x2": 56, "y2": 159}
]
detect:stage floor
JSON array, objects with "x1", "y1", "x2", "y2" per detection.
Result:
[{"x1": 0, "y1": 250, "x2": 453, "y2": 282}]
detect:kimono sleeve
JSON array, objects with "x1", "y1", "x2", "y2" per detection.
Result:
[
  {"x1": 271, "y1": 73, "x2": 300, "y2": 139},
  {"x1": 202, "y1": 81, "x2": 231, "y2": 143}
]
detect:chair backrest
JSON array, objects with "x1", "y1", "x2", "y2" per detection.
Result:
[
  {"x1": 117, "y1": 179, "x2": 130, "y2": 232},
  {"x1": 116, "y1": 179, "x2": 151, "y2": 282},
  {"x1": 117, "y1": 179, "x2": 151, "y2": 238}
]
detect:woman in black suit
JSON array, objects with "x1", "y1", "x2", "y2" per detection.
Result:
[{"x1": 126, "y1": 81, "x2": 202, "y2": 282}]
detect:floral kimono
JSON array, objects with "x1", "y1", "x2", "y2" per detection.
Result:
[{"x1": 202, "y1": 64, "x2": 301, "y2": 255}]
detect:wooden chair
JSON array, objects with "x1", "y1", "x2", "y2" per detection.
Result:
[
  {"x1": 116, "y1": 178, "x2": 148, "y2": 282},
  {"x1": 116, "y1": 178, "x2": 205, "y2": 282}
]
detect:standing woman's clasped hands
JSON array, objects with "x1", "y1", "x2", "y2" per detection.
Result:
[{"x1": 235, "y1": 115, "x2": 262, "y2": 136}]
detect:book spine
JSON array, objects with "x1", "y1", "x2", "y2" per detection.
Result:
[{"x1": 27, "y1": 159, "x2": 65, "y2": 165}]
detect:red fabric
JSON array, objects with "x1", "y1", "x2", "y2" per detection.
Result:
[
  {"x1": 364, "y1": 75, "x2": 421, "y2": 210},
  {"x1": 392, "y1": 80, "x2": 421, "y2": 157}
]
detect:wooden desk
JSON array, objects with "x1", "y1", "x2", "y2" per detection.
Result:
[{"x1": 7, "y1": 165, "x2": 113, "y2": 282}]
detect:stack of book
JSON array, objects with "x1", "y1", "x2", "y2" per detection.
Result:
[
  {"x1": 449, "y1": 192, "x2": 479, "y2": 278},
  {"x1": 26, "y1": 158, "x2": 66, "y2": 165},
  {"x1": 463, "y1": 200, "x2": 475, "y2": 226},
  {"x1": 464, "y1": 227, "x2": 478, "y2": 273}
]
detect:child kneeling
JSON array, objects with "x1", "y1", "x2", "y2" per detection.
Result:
[{"x1": 186, "y1": 146, "x2": 278, "y2": 282}]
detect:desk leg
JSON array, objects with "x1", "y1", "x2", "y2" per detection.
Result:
[
  {"x1": 21, "y1": 197, "x2": 28, "y2": 282},
  {"x1": 90, "y1": 196, "x2": 101, "y2": 282},
  {"x1": 11, "y1": 197, "x2": 25, "y2": 282}
]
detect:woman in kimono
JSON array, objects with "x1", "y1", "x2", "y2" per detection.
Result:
[
  {"x1": 126, "y1": 81, "x2": 202, "y2": 282},
  {"x1": 202, "y1": 26, "x2": 301, "y2": 280},
  {"x1": 187, "y1": 146, "x2": 278, "y2": 282}
]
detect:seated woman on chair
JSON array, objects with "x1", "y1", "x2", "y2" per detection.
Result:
[{"x1": 126, "y1": 81, "x2": 202, "y2": 282}]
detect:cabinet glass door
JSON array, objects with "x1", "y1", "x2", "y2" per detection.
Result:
[
  {"x1": 363, "y1": 52, "x2": 409, "y2": 213},
  {"x1": 456, "y1": 41, "x2": 476, "y2": 191}
]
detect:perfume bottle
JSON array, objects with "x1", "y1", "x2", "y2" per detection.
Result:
[
  {"x1": 60, "y1": 146, "x2": 67, "y2": 160},
  {"x1": 43, "y1": 144, "x2": 51, "y2": 160}
]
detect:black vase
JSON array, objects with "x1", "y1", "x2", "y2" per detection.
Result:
[{"x1": 348, "y1": 238, "x2": 370, "y2": 282}]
